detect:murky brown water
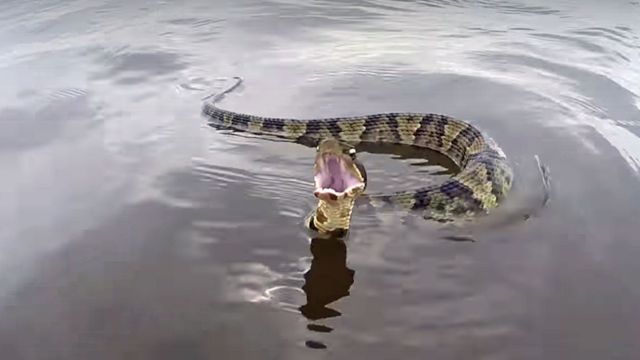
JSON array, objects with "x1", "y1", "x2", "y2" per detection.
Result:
[{"x1": 1, "y1": 0, "x2": 640, "y2": 359}]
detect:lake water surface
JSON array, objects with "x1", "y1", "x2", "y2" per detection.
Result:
[{"x1": 1, "y1": 0, "x2": 640, "y2": 359}]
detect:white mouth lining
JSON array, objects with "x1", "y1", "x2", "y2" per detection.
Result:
[
  {"x1": 314, "y1": 183, "x2": 366, "y2": 196},
  {"x1": 314, "y1": 154, "x2": 364, "y2": 194}
]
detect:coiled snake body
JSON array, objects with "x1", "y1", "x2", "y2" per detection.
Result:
[{"x1": 203, "y1": 78, "x2": 513, "y2": 235}]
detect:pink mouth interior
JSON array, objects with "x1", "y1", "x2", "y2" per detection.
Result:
[{"x1": 314, "y1": 156, "x2": 362, "y2": 194}]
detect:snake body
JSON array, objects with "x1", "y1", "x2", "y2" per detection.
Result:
[{"x1": 202, "y1": 79, "x2": 513, "y2": 230}]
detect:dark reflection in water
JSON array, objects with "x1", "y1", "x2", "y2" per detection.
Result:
[{"x1": 300, "y1": 237, "x2": 355, "y2": 322}]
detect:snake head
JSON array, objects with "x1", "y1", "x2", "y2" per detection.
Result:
[{"x1": 314, "y1": 139, "x2": 367, "y2": 203}]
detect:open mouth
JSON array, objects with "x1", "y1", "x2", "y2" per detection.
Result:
[{"x1": 314, "y1": 154, "x2": 365, "y2": 201}]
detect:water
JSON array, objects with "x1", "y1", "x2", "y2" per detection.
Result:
[{"x1": 1, "y1": 0, "x2": 639, "y2": 358}]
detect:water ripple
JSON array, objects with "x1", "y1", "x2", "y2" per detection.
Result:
[{"x1": 91, "y1": 49, "x2": 188, "y2": 84}]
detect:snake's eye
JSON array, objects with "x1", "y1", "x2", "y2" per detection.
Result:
[{"x1": 348, "y1": 148, "x2": 357, "y2": 158}]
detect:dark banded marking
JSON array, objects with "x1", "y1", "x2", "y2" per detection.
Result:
[
  {"x1": 413, "y1": 115, "x2": 465, "y2": 164},
  {"x1": 261, "y1": 118, "x2": 285, "y2": 133},
  {"x1": 386, "y1": 113, "x2": 400, "y2": 131},
  {"x1": 314, "y1": 118, "x2": 342, "y2": 139},
  {"x1": 231, "y1": 113, "x2": 251, "y2": 128},
  {"x1": 434, "y1": 115, "x2": 448, "y2": 149},
  {"x1": 449, "y1": 123, "x2": 481, "y2": 166},
  {"x1": 439, "y1": 180, "x2": 483, "y2": 208},
  {"x1": 359, "y1": 115, "x2": 393, "y2": 143},
  {"x1": 411, "y1": 190, "x2": 432, "y2": 210}
]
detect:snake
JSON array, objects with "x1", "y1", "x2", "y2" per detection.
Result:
[{"x1": 202, "y1": 77, "x2": 513, "y2": 236}]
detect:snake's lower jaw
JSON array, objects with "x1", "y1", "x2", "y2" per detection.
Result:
[{"x1": 314, "y1": 184, "x2": 365, "y2": 203}]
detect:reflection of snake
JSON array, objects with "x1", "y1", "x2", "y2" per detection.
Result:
[
  {"x1": 203, "y1": 77, "x2": 513, "y2": 234},
  {"x1": 300, "y1": 237, "x2": 354, "y2": 321}
]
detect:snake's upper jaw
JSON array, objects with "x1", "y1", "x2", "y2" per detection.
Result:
[{"x1": 314, "y1": 154, "x2": 365, "y2": 203}]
